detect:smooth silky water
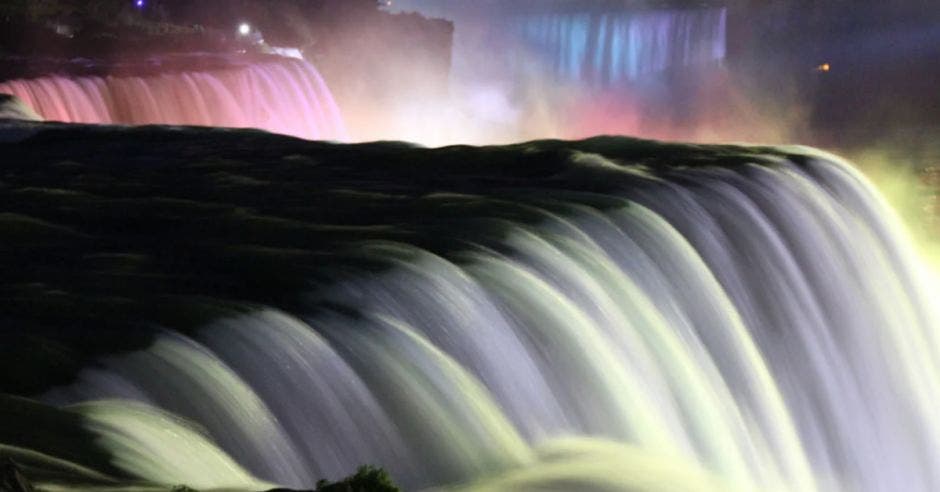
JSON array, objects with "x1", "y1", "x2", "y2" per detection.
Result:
[
  {"x1": 0, "y1": 123, "x2": 935, "y2": 492},
  {"x1": 0, "y1": 57, "x2": 346, "y2": 141}
]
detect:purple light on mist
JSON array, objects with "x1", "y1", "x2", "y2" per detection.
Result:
[{"x1": 135, "y1": 0, "x2": 144, "y2": 9}]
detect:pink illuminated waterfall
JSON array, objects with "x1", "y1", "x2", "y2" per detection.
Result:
[{"x1": 0, "y1": 57, "x2": 347, "y2": 141}]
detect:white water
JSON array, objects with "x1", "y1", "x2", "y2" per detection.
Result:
[
  {"x1": 40, "y1": 151, "x2": 940, "y2": 491},
  {"x1": 0, "y1": 57, "x2": 347, "y2": 141}
]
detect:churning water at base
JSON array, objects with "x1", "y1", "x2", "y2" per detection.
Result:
[
  {"x1": 2, "y1": 128, "x2": 938, "y2": 491},
  {"x1": 0, "y1": 57, "x2": 346, "y2": 140}
]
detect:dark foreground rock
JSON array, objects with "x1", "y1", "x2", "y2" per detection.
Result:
[{"x1": 266, "y1": 466, "x2": 399, "y2": 492}]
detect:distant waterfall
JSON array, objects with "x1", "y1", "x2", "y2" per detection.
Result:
[
  {"x1": 4, "y1": 127, "x2": 938, "y2": 491},
  {"x1": 0, "y1": 57, "x2": 347, "y2": 140},
  {"x1": 511, "y1": 8, "x2": 727, "y2": 85},
  {"x1": 391, "y1": 2, "x2": 728, "y2": 89}
]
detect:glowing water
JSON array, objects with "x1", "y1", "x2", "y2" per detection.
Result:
[
  {"x1": 391, "y1": 2, "x2": 726, "y2": 87},
  {"x1": 0, "y1": 58, "x2": 346, "y2": 140},
  {"x1": 510, "y1": 8, "x2": 727, "y2": 86},
  {"x1": 35, "y1": 147, "x2": 939, "y2": 491},
  {"x1": 369, "y1": 4, "x2": 731, "y2": 145}
]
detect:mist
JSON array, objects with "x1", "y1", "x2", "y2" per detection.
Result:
[{"x1": 358, "y1": 1, "x2": 940, "y2": 152}]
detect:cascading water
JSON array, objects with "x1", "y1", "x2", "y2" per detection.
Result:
[
  {"x1": 1, "y1": 125, "x2": 938, "y2": 492},
  {"x1": 0, "y1": 57, "x2": 347, "y2": 140},
  {"x1": 510, "y1": 8, "x2": 727, "y2": 86},
  {"x1": 391, "y1": 1, "x2": 726, "y2": 88}
]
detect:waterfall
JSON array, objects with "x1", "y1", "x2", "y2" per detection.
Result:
[
  {"x1": 390, "y1": 2, "x2": 726, "y2": 89},
  {"x1": 2, "y1": 127, "x2": 938, "y2": 491},
  {"x1": 375, "y1": 3, "x2": 730, "y2": 144},
  {"x1": 0, "y1": 57, "x2": 347, "y2": 141},
  {"x1": 510, "y1": 8, "x2": 727, "y2": 86}
]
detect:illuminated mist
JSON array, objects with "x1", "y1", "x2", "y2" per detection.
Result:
[{"x1": 358, "y1": 0, "x2": 821, "y2": 146}]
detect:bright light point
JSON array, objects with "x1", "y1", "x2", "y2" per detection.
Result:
[
  {"x1": 134, "y1": 0, "x2": 144, "y2": 8},
  {"x1": 816, "y1": 63, "x2": 831, "y2": 72},
  {"x1": 238, "y1": 23, "x2": 251, "y2": 36}
]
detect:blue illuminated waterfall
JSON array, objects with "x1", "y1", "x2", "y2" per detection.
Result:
[
  {"x1": 390, "y1": 2, "x2": 727, "y2": 89},
  {"x1": 511, "y1": 8, "x2": 727, "y2": 85}
]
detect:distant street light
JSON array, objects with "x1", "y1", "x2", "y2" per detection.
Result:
[{"x1": 238, "y1": 23, "x2": 252, "y2": 36}]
